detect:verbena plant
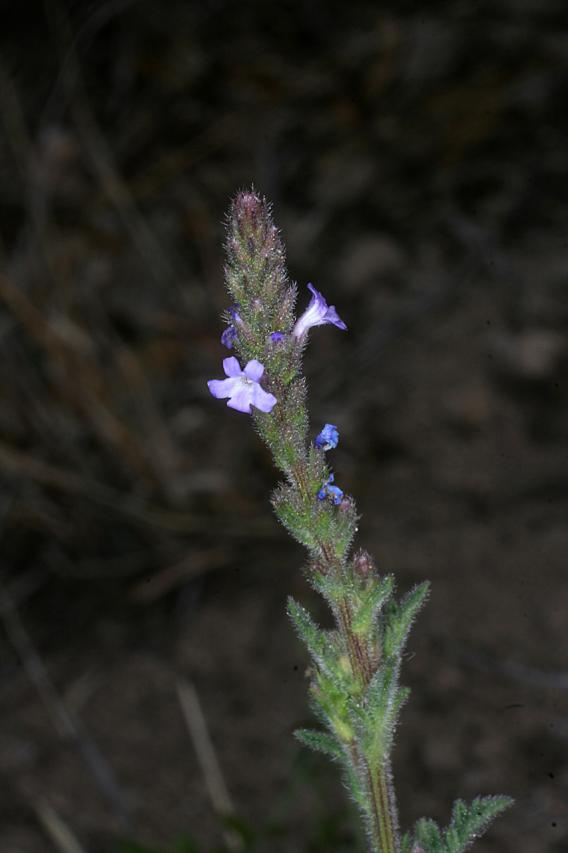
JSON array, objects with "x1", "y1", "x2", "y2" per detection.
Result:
[{"x1": 207, "y1": 190, "x2": 512, "y2": 853}]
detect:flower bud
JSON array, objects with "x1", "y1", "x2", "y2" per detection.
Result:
[{"x1": 353, "y1": 549, "x2": 375, "y2": 579}]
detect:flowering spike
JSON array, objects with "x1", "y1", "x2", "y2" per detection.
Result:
[{"x1": 208, "y1": 189, "x2": 511, "y2": 853}]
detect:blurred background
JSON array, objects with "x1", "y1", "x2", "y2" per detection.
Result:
[{"x1": 1, "y1": 1, "x2": 567, "y2": 851}]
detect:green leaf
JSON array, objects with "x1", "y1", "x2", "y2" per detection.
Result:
[
  {"x1": 361, "y1": 662, "x2": 401, "y2": 762},
  {"x1": 309, "y1": 570, "x2": 344, "y2": 606},
  {"x1": 444, "y1": 796, "x2": 513, "y2": 852},
  {"x1": 414, "y1": 817, "x2": 444, "y2": 852},
  {"x1": 294, "y1": 728, "x2": 344, "y2": 760},
  {"x1": 272, "y1": 486, "x2": 316, "y2": 549},
  {"x1": 343, "y1": 761, "x2": 370, "y2": 816},
  {"x1": 383, "y1": 581, "x2": 430, "y2": 660},
  {"x1": 352, "y1": 575, "x2": 394, "y2": 638},
  {"x1": 287, "y1": 597, "x2": 335, "y2": 674},
  {"x1": 365, "y1": 661, "x2": 397, "y2": 719},
  {"x1": 308, "y1": 670, "x2": 356, "y2": 743}
]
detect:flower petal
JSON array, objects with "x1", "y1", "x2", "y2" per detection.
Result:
[
  {"x1": 251, "y1": 383, "x2": 277, "y2": 413},
  {"x1": 223, "y1": 356, "x2": 242, "y2": 377},
  {"x1": 243, "y1": 359, "x2": 264, "y2": 382},
  {"x1": 323, "y1": 304, "x2": 347, "y2": 331},
  {"x1": 293, "y1": 283, "x2": 347, "y2": 338},
  {"x1": 315, "y1": 423, "x2": 339, "y2": 450},
  {"x1": 327, "y1": 485, "x2": 344, "y2": 505},
  {"x1": 208, "y1": 377, "x2": 241, "y2": 399},
  {"x1": 221, "y1": 325, "x2": 237, "y2": 349},
  {"x1": 307, "y1": 282, "x2": 321, "y2": 301},
  {"x1": 226, "y1": 382, "x2": 253, "y2": 413}
]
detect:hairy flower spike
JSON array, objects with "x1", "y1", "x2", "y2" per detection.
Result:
[{"x1": 208, "y1": 189, "x2": 511, "y2": 853}]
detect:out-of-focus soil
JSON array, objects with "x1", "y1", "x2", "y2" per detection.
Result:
[{"x1": 0, "y1": 2, "x2": 567, "y2": 852}]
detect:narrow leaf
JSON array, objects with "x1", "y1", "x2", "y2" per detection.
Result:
[
  {"x1": 294, "y1": 728, "x2": 344, "y2": 760},
  {"x1": 287, "y1": 597, "x2": 334, "y2": 673},
  {"x1": 352, "y1": 575, "x2": 394, "y2": 637},
  {"x1": 445, "y1": 796, "x2": 513, "y2": 852},
  {"x1": 414, "y1": 817, "x2": 443, "y2": 852},
  {"x1": 383, "y1": 581, "x2": 430, "y2": 660}
]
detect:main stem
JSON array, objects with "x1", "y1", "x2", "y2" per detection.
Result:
[
  {"x1": 274, "y1": 392, "x2": 400, "y2": 853},
  {"x1": 337, "y1": 588, "x2": 399, "y2": 853}
]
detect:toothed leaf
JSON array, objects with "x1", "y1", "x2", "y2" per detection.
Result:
[{"x1": 444, "y1": 796, "x2": 513, "y2": 852}]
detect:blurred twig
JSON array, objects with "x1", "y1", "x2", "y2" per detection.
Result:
[
  {"x1": 44, "y1": 0, "x2": 182, "y2": 292},
  {"x1": 129, "y1": 546, "x2": 230, "y2": 602},
  {"x1": 0, "y1": 580, "x2": 132, "y2": 829},
  {"x1": 34, "y1": 798, "x2": 88, "y2": 853},
  {"x1": 177, "y1": 678, "x2": 244, "y2": 852},
  {"x1": 0, "y1": 57, "x2": 61, "y2": 284}
]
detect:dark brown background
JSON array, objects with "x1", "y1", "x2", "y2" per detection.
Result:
[{"x1": 0, "y1": 1, "x2": 567, "y2": 851}]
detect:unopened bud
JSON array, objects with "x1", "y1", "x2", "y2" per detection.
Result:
[
  {"x1": 353, "y1": 549, "x2": 375, "y2": 579},
  {"x1": 234, "y1": 190, "x2": 263, "y2": 232}
]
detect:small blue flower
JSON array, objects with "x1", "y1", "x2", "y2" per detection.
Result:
[
  {"x1": 317, "y1": 472, "x2": 344, "y2": 505},
  {"x1": 269, "y1": 331, "x2": 286, "y2": 344},
  {"x1": 327, "y1": 485, "x2": 344, "y2": 505},
  {"x1": 314, "y1": 423, "x2": 339, "y2": 451},
  {"x1": 293, "y1": 283, "x2": 347, "y2": 340}
]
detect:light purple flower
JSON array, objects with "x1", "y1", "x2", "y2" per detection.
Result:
[
  {"x1": 293, "y1": 283, "x2": 347, "y2": 340},
  {"x1": 207, "y1": 357, "x2": 277, "y2": 414}
]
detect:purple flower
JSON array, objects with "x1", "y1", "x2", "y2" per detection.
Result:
[
  {"x1": 293, "y1": 283, "x2": 347, "y2": 340},
  {"x1": 221, "y1": 325, "x2": 237, "y2": 349},
  {"x1": 317, "y1": 472, "x2": 344, "y2": 505},
  {"x1": 221, "y1": 306, "x2": 243, "y2": 349},
  {"x1": 269, "y1": 331, "x2": 286, "y2": 344},
  {"x1": 208, "y1": 357, "x2": 277, "y2": 414},
  {"x1": 314, "y1": 423, "x2": 339, "y2": 451}
]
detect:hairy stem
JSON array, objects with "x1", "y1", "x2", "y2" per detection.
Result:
[
  {"x1": 323, "y1": 550, "x2": 400, "y2": 853},
  {"x1": 369, "y1": 763, "x2": 398, "y2": 853}
]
